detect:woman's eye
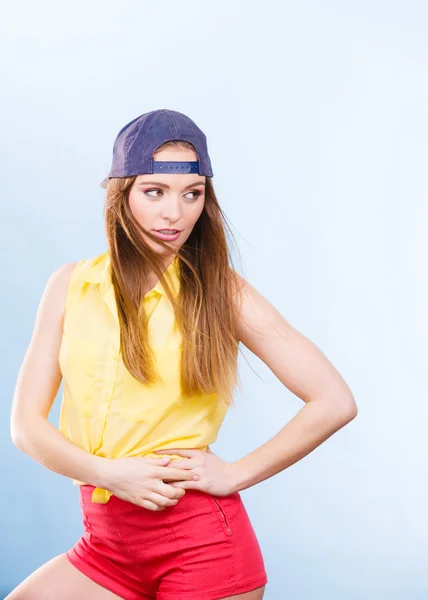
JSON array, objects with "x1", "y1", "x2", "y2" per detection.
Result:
[
  {"x1": 145, "y1": 189, "x2": 162, "y2": 198},
  {"x1": 184, "y1": 191, "x2": 201, "y2": 201},
  {"x1": 144, "y1": 189, "x2": 202, "y2": 201}
]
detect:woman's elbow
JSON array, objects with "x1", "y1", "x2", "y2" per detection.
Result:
[{"x1": 10, "y1": 414, "x2": 44, "y2": 451}]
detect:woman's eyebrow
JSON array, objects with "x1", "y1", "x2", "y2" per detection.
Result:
[{"x1": 138, "y1": 180, "x2": 206, "y2": 190}]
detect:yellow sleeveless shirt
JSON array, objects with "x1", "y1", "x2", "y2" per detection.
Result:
[{"x1": 58, "y1": 251, "x2": 230, "y2": 503}]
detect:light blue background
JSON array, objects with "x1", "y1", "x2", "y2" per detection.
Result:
[{"x1": 1, "y1": 1, "x2": 427, "y2": 598}]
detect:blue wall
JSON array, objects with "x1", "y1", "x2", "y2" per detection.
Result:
[{"x1": 1, "y1": 1, "x2": 427, "y2": 597}]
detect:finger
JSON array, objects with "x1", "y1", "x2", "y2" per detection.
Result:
[
  {"x1": 156, "y1": 482, "x2": 186, "y2": 499},
  {"x1": 154, "y1": 449, "x2": 199, "y2": 459},
  {"x1": 145, "y1": 456, "x2": 171, "y2": 465},
  {"x1": 139, "y1": 498, "x2": 163, "y2": 511},
  {"x1": 156, "y1": 466, "x2": 199, "y2": 481},
  {"x1": 169, "y1": 480, "x2": 200, "y2": 490},
  {"x1": 145, "y1": 491, "x2": 181, "y2": 509},
  {"x1": 167, "y1": 458, "x2": 196, "y2": 469},
  {"x1": 169, "y1": 481, "x2": 185, "y2": 489}
]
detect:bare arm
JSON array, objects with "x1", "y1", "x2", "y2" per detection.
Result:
[
  {"x1": 10, "y1": 262, "x2": 198, "y2": 508},
  {"x1": 229, "y1": 274, "x2": 358, "y2": 492},
  {"x1": 10, "y1": 262, "x2": 107, "y2": 487}
]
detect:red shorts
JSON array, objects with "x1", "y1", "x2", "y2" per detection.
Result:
[{"x1": 66, "y1": 484, "x2": 268, "y2": 600}]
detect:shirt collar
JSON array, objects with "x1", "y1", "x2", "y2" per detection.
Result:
[{"x1": 83, "y1": 251, "x2": 180, "y2": 298}]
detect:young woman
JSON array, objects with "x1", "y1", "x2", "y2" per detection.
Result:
[{"x1": 8, "y1": 108, "x2": 357, "y2": 600}]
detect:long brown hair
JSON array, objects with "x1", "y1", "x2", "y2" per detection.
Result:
[{"x1": 104, "y1": 140, "x2": 244, "y2": 407}]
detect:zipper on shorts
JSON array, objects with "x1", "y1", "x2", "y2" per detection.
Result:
[{"x1": 211, "y1": 496, "x2": 232, "y2": 535}]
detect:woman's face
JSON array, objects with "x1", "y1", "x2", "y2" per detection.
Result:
[{"x1": 128, "y1": 147, "x2": 206, "y2": 258}]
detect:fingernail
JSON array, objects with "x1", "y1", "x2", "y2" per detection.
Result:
[{"x1": 193, "y1": 475, "x2": 199, "y2": 480}]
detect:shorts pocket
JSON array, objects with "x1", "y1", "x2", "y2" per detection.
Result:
[
  {"x1": 59, "y1": 334, "x2": 102, "y2": 417},
  {"x1": 209, "y1": 494, "x2": 234, "y2": 537}
]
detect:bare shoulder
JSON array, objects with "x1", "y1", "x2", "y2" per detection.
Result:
[
  {"x1": 231, "y1": 270, "x2": 288, "y2": 349},
  {"x1": 11, "y1": 261, "x2": 80, "y2": 433},
  {"x1": 28, "y1": 259, "x2": 80, "y2": 357},
  {"x1": 49, "y1": 261, "x2": 79, "y2": 288},
  {"x1": 39, "y1": 261, "x2": 80, "y2": 324}
]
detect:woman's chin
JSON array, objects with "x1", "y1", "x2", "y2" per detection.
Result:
[{"x1": 141, "y1": 236, "x2": 175, "y2": 253}]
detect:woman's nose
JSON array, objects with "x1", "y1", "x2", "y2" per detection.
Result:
[{"x1": 161, "y1": 196, "x2": 182, "y2": 220}]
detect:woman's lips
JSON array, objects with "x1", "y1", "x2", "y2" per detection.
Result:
[{"x1": 152, "y1": 230, "x2": 181, "y2": 241}]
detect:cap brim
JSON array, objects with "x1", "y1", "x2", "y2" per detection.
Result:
[{"x1": 100, "y1": 177, "x2": 109, "y2": 189}]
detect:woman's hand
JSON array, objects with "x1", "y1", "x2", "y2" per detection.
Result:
[
  {"x1": 100, "y1": 455, "x2": 200, "y2": 511},
  {"x1": 154, "y1": 448, "x2": 237, "y2": 496}
]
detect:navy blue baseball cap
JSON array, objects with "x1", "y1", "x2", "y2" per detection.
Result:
[{"x1": 100, "y1": 108, "x2": 213, "y2": 188}]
